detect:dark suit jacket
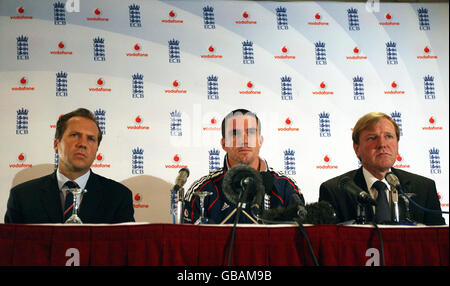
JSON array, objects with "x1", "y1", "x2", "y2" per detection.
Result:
[
  {"x1": 319, "y1": 167, "x2": 445, "y2": 225},
  {"x1": 4, "y1": 171, "x2": 135, "y2": 224}
]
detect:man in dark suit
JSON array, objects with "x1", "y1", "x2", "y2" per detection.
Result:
[
  {"x1": 319, "y1": 112, "x2": 445, "y2": 225},
  {"x1": 5, "y1": 108, "x2": 135, "y2": 224}
]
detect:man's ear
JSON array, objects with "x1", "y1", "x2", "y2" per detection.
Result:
[{"x1": 53, "y1": 138, "x2": 59, "y2": 153}]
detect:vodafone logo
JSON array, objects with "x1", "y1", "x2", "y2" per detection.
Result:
[
  {"x1": 236, "y1": 11, "x2": 257, "y2": 24},
  {"x1": 162, "y1": 10, "x2": 184, "y2": 23},
  {"x1": 165, "y1": 80, "x2": 187, "y2": 94},
  {"x1": 203, "y1": 117, "x2": 221, "y2": 131},
  {"x1": 379, "y1": 12, "x2": 399, "y2": 26},
  {"x1": 12, "y1": 76, "x2": 35, "y2": 91},
  {"x1": 165, "y1": 154, "x2": 188, "y2": 169},
  {"x1": 87, "y1": 8, "x2": 109, "y2": 21},
  {"x1": 422, "y1": 116, "x2": 443, "y2": 131},
  {"x1": 393, "y1": 154, "x2": 410, "y2": 169},
  {"x1": 127, "y1": 115, "x2": 150, "y2": 130},
  {"x1": 50, "y1": 41, "x2": 73, "y2": 55},
  {"x1": 9, "y1": 153, "x2": 32, "y2": 168},
  {"x1": 316, "y1": 154, "x2": 338, "y2": 169},
  {"x1": 346, "y1": 46, "x2": 367, "y2": 60},
  {"x1": 133, "y1": 192, "x2": 149, "y2": 208},
  {"x1": 239, "y1": 81, "x2": 261, "y2": 95},
  {"x1": 274, "y1": 45, "x2": 296, "y2": 59},
  {"x1": 201, "y1": 45, "x2": 223, "y2": 59},
  {"x1": 278, "y1": 117, "x2": 299, "y2": 132},
  {"x1": 417, "y1": 45, "x2": 437, "y2": 59},
  {"x1": 308, "y1": 12, "x2": 329, "y2": 25},
  {"x1": 89, "y1": 77, "x2": 111, "y2": 93},
  {"x1": 384, "y1": 81, "x2": 405, "y2": 95},
  {"x1": 312, "y1": 81, "x2": 333, "y2": 95},
  {"x1": 10, "y1": 6, "x2": 33, "y2": 19},
  {"x1": 91, "y1": 153, "x2": 111, "y2": 168},
  {"x1": 126, "y1": 43, "x2": 149, "y2": 57}
]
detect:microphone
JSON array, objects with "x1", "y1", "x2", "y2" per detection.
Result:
[
  {"x1": 174, "y1": 168, "x2": 190, "y2": 191},
  {"x1": 222, "y1": 164, "x2": 264, "y2": 208},
  {"x1": 385, "y1": 172, "x2": 449, "y2": 215},
  {"x1": 304, "y1": 201, "x2": 337, "y2": 225},
  {"x1": 338, "y1": 176, "x2": 377, "y2": 206},
  {"x1": 384, "y1": 172, "x2": 400, "y2": 222},
  {"x1": 171, "y1": 168, "x2": 190, "y2": 224}
]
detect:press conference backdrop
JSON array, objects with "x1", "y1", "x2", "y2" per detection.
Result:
[{"x1": 0, "y1": 0, "x2": 448, "y2": 224}]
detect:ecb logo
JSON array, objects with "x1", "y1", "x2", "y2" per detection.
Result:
[
  {"x1": 170, "y1": 110, "x2": 182, "y2": 136},
  {"x1": 203, "y1": 6, "x2": 215, "y2": 29},
  {"x1": 169, "y1": 39, "x2": 181, "y2": 63},
  {"x1": 429, "y1": 148, "x2": 441, "y2": 174},
  {"x1": 315, "y1": 41, "x2": 327, "y2": 65},
  {"x1": 319, "y1": 112, "x2": 331, "y2": 137},
  {"x1": 16, "y1": 108, "x2": 29, "y2": 135},
  {"x1": 347, "y1": 8, "x2": 360, "y2": 31},
  {"x1": 132, "y1": 148, "x2": 144, "y2": 175},
  {"x1": 276, "y1": 6, "x2": 288, "y2": 30},
  {"x1": 56, "y1": 71, "x2": 68, "y2": 97},
  {"x1": 353, "y1": 76, "x2": 364, "y2": 100},
  {"x1": 93, "y1": 37, "x2": 105, "y2": 61},
  {"x1": 132, "y1": 73, "x2": 144, "y2": 98},
  {"x1": 17, "y1": 35, "x2": 29, "y2": 60},
  {"x1": 94, "y1": 109, "x2": 106, "y2": 135},
  {"x1": 242, "y1": 40, "x2": 255, "y2": 64},
  {"x1": 129, "y1": 4, "x2": 142, "y2": 27},
  {"x1": 284, "y1": 149, "x2": 296, "y2": 175},
  {"x1": 281, "y1": 76, "x2": 293, "y2": 100},
  {"x1": 208, "y1": 149, "x2": 220, "y2": 172},
  {"x1": 207, "y1": 75, "x2": 219, "y2": 100}
]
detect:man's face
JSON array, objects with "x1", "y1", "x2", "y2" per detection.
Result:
[
  {"x1": 221, "y1": 114, "x2": 263, "y2": 169},
  {"x1": 353, "y1": 118, "x2": 399, "y2": 177},
  {"x1": 54, "y1": 116, "x2": 99, "y2": 177}
]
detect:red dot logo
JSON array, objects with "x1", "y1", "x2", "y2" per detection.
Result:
[
  {"x1": 208, "y1": 45, "x2": 214, "y2": 52},
  {"x1": 424, "y1": 46, "x2": 430, "y2": 53},
  {"x1": 353, "y1": 47, "x2": 359, "y2": 54},
  {"x1": 18, "y1": 153, "x2": 25, "y2": 161},
  {"x1": 247, "y1": 81, "x2": 253, "y2": 88},
  {"x1": 18, "y1": 6, "x2": 24, "y2": 14},
  {"x1": 169, "y1": 10, "x2": 175, "y2": 18},
  {"x1": 429, "y1": 116, "x2": 435, "y2": 124},
  {"x1": 385, "y1": 13, "x2": 392, "y2": 20},
  {"x1": 134, "y1": 193, "x2": 142, "y2": 202},
  {"x1": 96, "y1": 153, "x2": 103, "y2": 161},
  {"x1": 58, "y1": 41, "x2": 65, "y2": 49},
  {"x1": 320, "y1": 82, "x2": 326, "y2": 89},
  {"x1": 282, "y1": 46, "x2": 288, "y2": 53},
  {"x1": 396, "y1": 154, "x2": 402, "y2": 162},
  {"x1": 20, "y1": 77, "x2": 27, "y2": 85},
  {"x1": 134, "y1": 44, "x2": 140, "y2": 51},
  {"x1": 94, "y1": 8, "x2": 101, "y2": 15},
  {"x1": 172, "y1": 80, "x2": 179, "y2": 87},
  {"x1": 211, "y1": 117, "x2": 217, "y2": 124},
  {"x1": 242, "y1": 11, "x2": 249, "y2": 18},
  {"x1": 391, "y1": 81, "x2": 397, "y2": 88},
  {"x1": 285, "y1": 118, "x2": 292, "y2": 125},
  {"x1": 173, "y1": 154, "x2": 180, "y2": 162},
  {"x1": 324, "y1": 155, "x2": 330, "y2": 163},
  {"x1": 135, "y1": 116, "x2": 142, "y2": 124},
  {"x1": 97, "y1": 78, "x2": 104, "y2": 86},
  {"x1": 315, "y1": 13, "x2": 321, "y2": 20}
]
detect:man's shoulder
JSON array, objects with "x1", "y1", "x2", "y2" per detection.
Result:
[
  {"x1": 11, "y1": 173, "x2": 54, "y2": 192},
  {"x1": 89, "y1": 172, "x2": 132, "y2": 193},
  {"x1": 392, "y1": 168, "x2": 435, "y2": 184},
  {"x1": 320, "y1": 169, "x2": 359, "y2": 187},
  {"x1": 185, "y1": 168, "x2": 225, "y2": 200}
]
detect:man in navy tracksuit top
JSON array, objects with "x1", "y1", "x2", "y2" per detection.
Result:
[{"x1": 184, "y1": 109, "x2": 304, "y2": 224}]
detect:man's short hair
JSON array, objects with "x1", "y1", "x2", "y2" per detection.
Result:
[
  {"x1": 352, "y1": 112, "x2": 400, "y2": 145},
  {"x1": 221, "y1": 109, "x2": 261, "y2": 138},
  {"x1": 55, "y1": 108, "x2": 103, "y2": 145}
]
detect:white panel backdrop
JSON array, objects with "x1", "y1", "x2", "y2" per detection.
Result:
[{"x1": 0, "y1": 0, "x2": 448, "y2": 224}]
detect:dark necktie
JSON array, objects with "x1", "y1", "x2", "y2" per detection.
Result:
[
  {"x1": 373, "y1": 180, "x2": 391, "y2": 224},
  {"x1": 63, "y1": 181, "x2": 79, "y2": 222}
]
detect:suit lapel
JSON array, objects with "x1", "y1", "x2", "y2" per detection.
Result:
[
  {"x1": 79, "y1": 171, "x2": 104, "y2": 222},
  {"x1": 39, "y1": 172, "x2": 64, "y2": 223}
]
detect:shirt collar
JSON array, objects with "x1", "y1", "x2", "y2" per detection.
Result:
[
  {"x1": 56, "y1": 169, "x2": 91, "y2": 191},
  {"x1": 362, "y1": 167, "x2": 391, "y2": 191}
]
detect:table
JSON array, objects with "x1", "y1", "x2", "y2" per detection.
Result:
[{"x1": 0, "y1": 223, "x2": 448, "y2": 266}]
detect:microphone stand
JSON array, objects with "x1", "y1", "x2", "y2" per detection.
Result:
[{"x1": 226, "y1": 183, "x2": 248, "y2": 266}]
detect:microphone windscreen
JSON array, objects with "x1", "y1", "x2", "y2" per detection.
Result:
[
  {"x1": 222, "y1": 164, "x2": 264, "y2": 205},
  {"x1": 174, "y1": 167, "x2": 190, "y2": 188},
  {"x1": 305, "y1": 201, "x2": 337, "y2": 225},
  {"x1": 385, "y1": 172, "x2": 400, "y2": 187}
]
